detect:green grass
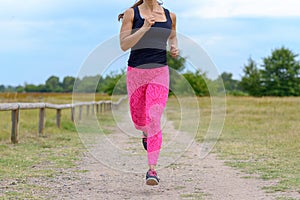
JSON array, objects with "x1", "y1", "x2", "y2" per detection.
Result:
[
  {"x1": 167, "y1": 96, "x2": 300, "y2": 196},
  {"x1": 180, "y1": 191, "x2": 204, "y2": 200},
  {"x1": 1, "y1": 94, "x2": 300, "y2": 198},
  {"x1": 217, "y1": 97, "x2": 300, "y2": 194},
  {"x1": 0, "y1": 93, "x2": 111, "y2": 199},
  {"x1": 276, "y1": 197, "x2": 299, "y2": 200},
  {"x1": 0, "y1": 121, "x2": 84, "y2": 199}
]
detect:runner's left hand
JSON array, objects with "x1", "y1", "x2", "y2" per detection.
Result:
[{"x1": 170, "y1": 45, "x2": 179, "y2": 58}]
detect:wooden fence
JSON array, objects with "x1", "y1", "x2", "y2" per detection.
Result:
[{"x1": 0, "y1": 97, "x2": 126, "y2": 144}]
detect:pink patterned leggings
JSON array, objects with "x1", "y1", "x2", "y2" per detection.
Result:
[{"x1": 126, "y1": 66, "x2": 169, "y2": 165}]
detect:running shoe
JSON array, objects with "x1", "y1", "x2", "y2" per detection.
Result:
[{"x1": 146, "y1": 169, "x2": 159, "y2": 186}]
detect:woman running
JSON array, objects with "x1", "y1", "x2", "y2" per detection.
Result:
[{"x1": 118, "y1": 0, "x2": 178, "y2": 186}]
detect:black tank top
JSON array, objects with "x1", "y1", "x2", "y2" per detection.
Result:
[{"x1": 128, "y1": 6, "x2": 172, "y2": 68}]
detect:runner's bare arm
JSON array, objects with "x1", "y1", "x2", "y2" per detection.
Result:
[
  {"x1": 168, "y1": 12, "x2": 179, "y2": 58},
  {"x1": 120, "y1": 9, "x2": 154, "y2": 51}
]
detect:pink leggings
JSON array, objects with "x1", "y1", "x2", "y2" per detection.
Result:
[{"x1": 126, "y1": 66, "x2": 169, "y2": 165}]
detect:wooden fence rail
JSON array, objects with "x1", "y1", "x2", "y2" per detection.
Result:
[{"x1": 0, "y1": 97, "x2": 127, "y2": 144}]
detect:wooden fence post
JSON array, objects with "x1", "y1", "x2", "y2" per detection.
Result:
[
  {"x1": 56, "y1": 109, "x2": 61, "y2": 128},
  {"x1": 39, "y1": 108, "x2": 45, "y2": 137},
  {"x1": 96, "y1": 104, "x2": 99, "y2": 114},
  {"x1": 71, "y1": 107, "x2": 75, "y2": 122},
  {"x1": 11, "y1": 108, "x2": 20, "y2": 144},
  {"x1": 79, "y1": 105, "x2": 82, "y2": 121},
  {"x1": 92, "y1": 104, "x2": 95, "y2": 114},
  {"x1": 86, "y1": 105, "x2": 90, "y2": 116}
]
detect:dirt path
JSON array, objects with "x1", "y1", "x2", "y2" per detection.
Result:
[
  {"x1": 35, "y1": 104, "x2": 300, "y2": 200},
  {"x1": 1, "y1": 100, "x2": 299, "y2": 199}
]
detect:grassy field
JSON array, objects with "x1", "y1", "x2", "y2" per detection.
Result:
[
  {"x1": 0, "y1": 93, "x2": 299, "y2": 198},
  {"x1": 0, "y1": 93, "x2": 111, "y2": 199},
  {"x1": 167, "y1": 96, "x2": 300, "y2": 197},
  {"x1": 217, "y1": 97, "x2": 300, "y2": 194}
]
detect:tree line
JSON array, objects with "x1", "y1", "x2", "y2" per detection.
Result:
[
  {"x1": 1, "y1": 47, "x2": 300, "y2": 97},
  {"x1": 0, "y1": 74, "x2": 126, "y2": 94}
]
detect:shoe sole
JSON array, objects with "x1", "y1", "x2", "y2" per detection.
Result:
[{"x1": 146, "y1": 178, "x2": 159, "y2": 186}]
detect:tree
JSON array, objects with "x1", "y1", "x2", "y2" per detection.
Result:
[
  {"x1": 167, "y1": 51, "x2": 186, "y2": 96},
  {"x1": 62, "y1": 76, "x2": 75, "y2": 92},
  {"x1": 240, "y1": 58, "x2": 262, "y2": 96},
  {"x1": 16, "y1": 86, "x2": 25, "y2": 93},
  {"x1": 167, "y1": 51, "x2": 186, "y2": 72},
  {"x1": 182, "y1": 70, "x2": 209, "y2": 96},
  {"x1": 24, "y1": 84, "x2": 40, "y2": 92},
  {"x1": 0, "y1": 85, "x2": 5, "y2": 92},
  {"x1": 100, "y1": 71, "x2": 127, "y2": 95},
  {"x1": 218, "y1": 72, "x2": 241, "y2": 94},
  {"x1": 75, "y1": 75, "x2": 101, "y2": 93},
  {"x1": 261, "y1": 47, "x2": 300, "y2": 96},
  {"x1": 45, "y1": 76, "x2": 63, "y2": 92}
]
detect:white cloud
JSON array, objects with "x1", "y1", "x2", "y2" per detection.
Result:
[{"x1": 181, "y1": 0, "x2": 300, "y2": 18}]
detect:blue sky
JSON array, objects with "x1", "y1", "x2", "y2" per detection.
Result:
[{"x1": 1, "y1": 0, "x2": 300, "y2": 86}]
